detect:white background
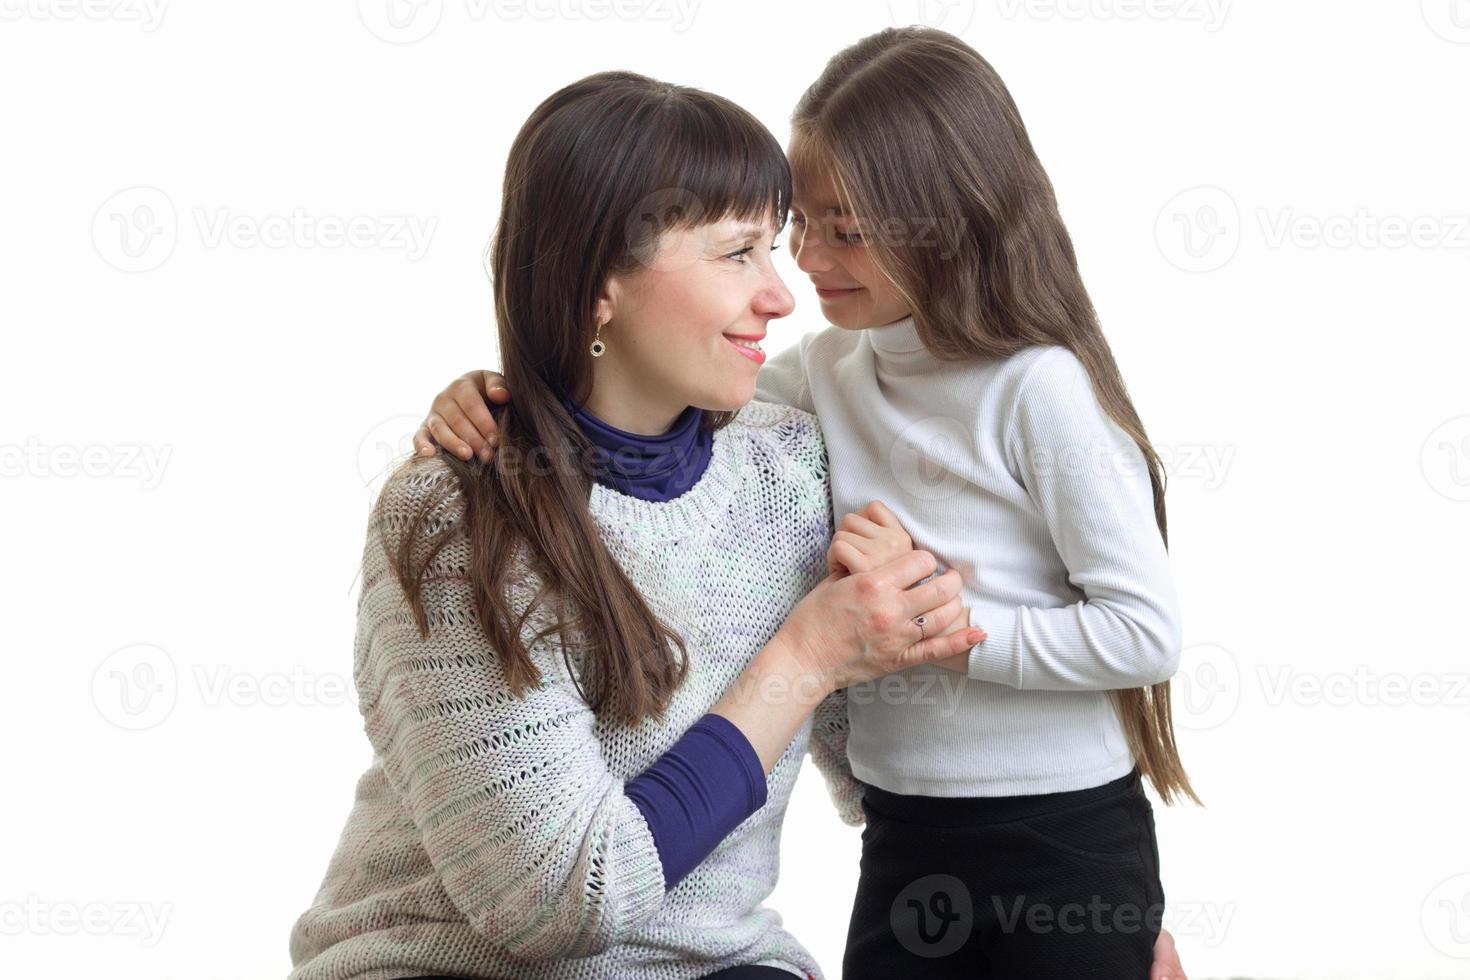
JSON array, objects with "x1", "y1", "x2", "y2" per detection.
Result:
[{"x1": 3, "y1": 1, "x2": 1468, "y2": 978}]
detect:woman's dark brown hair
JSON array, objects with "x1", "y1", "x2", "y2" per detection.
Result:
[
  {"x1": 376, "y1": 71, "x2": 791, "y2": 725},
  {"x1": 792, "y1": 27, "x2": 1200, "y2": 804}
]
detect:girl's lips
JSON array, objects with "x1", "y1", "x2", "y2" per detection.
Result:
[
  {"x1": 724, "y1": 335, "x2": 766, "y2": 365},
  {"x1": 815, "y1": 286, "x2": 862, "y2": 299}
]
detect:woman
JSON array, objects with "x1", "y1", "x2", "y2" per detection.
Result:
[{"x1": 285, "y1": 70, "x2": 979, "y2": 980}]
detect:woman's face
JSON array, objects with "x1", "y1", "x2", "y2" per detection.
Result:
[
  {"x1": 589, "y1": 214, "x2": 794, "y2": 434},
  {"x1": 788, "y1": 138, "x2": 913, "y2": 331}
]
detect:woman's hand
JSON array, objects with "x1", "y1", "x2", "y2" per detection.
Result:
[
  {"x1": 717, "y1": 548, "x2": 985, "y2": 771},
  {"x1": 412, "y1": 369, "x2": 510, "y2": 462},
  {"x1": 829, "y1": 500, "x2": 981, "y2": 666},
  {"x1": 779, "y1": 549, "x2": 983, "y2": 694}
]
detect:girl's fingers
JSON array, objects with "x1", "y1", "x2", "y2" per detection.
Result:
[
  {"x1": 453, "y1": 383, "x2": 501, "y2": 448},
  {"x1": 412, "y1": 424, "x2": 439, "y2": 456},
  {"x1": 863, "y1": 499, "x2": 903, "y2": 530},
  {"x1": 427, "y1": 411, "x2": 475, "y2": 461},
  {"x1": 837, "y1": 511, "x2": 885, "y2": 539},
  {"x1": 476, "y1": 370, "x2": 511, "y2": 400},
  {"x1": 439, "y1": 401, "x2": 493, "y2": 460},
  {"x1": 829, "y1": 538, "x2": 870, "y2": 575}
]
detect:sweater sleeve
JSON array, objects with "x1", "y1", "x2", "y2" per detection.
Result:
[
  {"x1": 354, "y1": 460, "x2": 665, "y2": 959},
  {"x1": 968, "y1": 347, "x2": 1183, "y2": 691},
  {"x1": 753, "y1": 332, "x2": 815, "y2": 413},
  {"x1": 806, "y1": 687, "x2": 866, "y2": 827},
  {"x1": 625, "y1": 713, "x2": 769, "y2": 889}
]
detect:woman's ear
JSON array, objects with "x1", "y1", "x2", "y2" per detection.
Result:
[{"x1": 594, "y1": 276, "x2": 619, "y2": 328}]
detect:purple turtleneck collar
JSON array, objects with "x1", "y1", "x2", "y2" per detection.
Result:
[{"x1": 562, "y1": 394, "x2": 713, "y2": 503}]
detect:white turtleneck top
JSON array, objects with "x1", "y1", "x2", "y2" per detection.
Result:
[{"x1": 756, "y1": 317, "x2": 1182, "y2": 796}]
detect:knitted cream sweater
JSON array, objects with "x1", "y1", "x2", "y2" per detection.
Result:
[{"x1": 287, "y1": 399, "x2": 864, "y2": 980}]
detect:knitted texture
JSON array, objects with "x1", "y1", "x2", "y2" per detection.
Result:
[{"x1": 288, "y1": 400, "x2": 834, "y2": 980}]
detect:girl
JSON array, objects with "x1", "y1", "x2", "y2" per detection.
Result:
[
  {"x1": 412, "y1": 27, "x2": 1195, "y2": 980},
  {"x1": 286, "y1": 70, "x2": 983, "y2": 980}
]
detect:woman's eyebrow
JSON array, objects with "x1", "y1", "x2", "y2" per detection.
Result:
[{"x1": 713, "y1": 224, "x2": 778, "y2": 244}]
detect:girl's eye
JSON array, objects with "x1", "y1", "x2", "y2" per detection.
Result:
[
  {"x1": 791, "y1": 213, "x2": 807, "y2": 226},
  {"x1": 835, "y1": 229, "x2": 864, "y2": 245}
]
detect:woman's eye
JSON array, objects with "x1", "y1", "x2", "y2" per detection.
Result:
[{"x1": 725, "y1": 245, "x2": 755, "y2": 262}]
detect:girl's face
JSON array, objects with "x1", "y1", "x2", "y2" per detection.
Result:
[
  {"x1": 788, "y1": 141, "x2": 913, "y2": 331},
  {"x1": 589, "y1": 215, "x2": 794, "y2": 434}
]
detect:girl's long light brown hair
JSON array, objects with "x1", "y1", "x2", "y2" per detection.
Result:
[
  {"x1": 793, "y1": 26, "x2": 1200, "y2": 804},
  {"x1": 377, "y1": 71, "x2": 791, "y2": 726}
]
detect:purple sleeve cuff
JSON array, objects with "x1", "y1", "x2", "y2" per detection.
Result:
[{"x1": 624, "y1": 712, "x2": 768, "y2": 890}]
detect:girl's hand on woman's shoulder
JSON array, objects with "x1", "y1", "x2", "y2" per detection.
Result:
[{"x1": 412, "y1": 369, "x2": 510, "y2": 462}]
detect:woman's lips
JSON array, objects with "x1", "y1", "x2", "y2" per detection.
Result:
[{"x1": 724, "y1": 335, "x2": 766, "y2": 365}]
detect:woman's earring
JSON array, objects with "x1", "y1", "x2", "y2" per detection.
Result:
[{"x1": 590, "y1": 321, "x2": 607, "y2": 358}]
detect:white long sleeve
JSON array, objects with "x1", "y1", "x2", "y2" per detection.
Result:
[
  {"x1": 797, "y1": 316, "x2": 1184, "y2": 796},
  {"x1": 969, "y1": 346, "x2": 1183, "y2": 690}
]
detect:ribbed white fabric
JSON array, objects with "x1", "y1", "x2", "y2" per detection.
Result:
[
  {"x1": 755, "y1": 318, "x2": 1183, "y2": 797},
  {"x1": 288, "y1": 399, "x2": 839, "y2": 980}
]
